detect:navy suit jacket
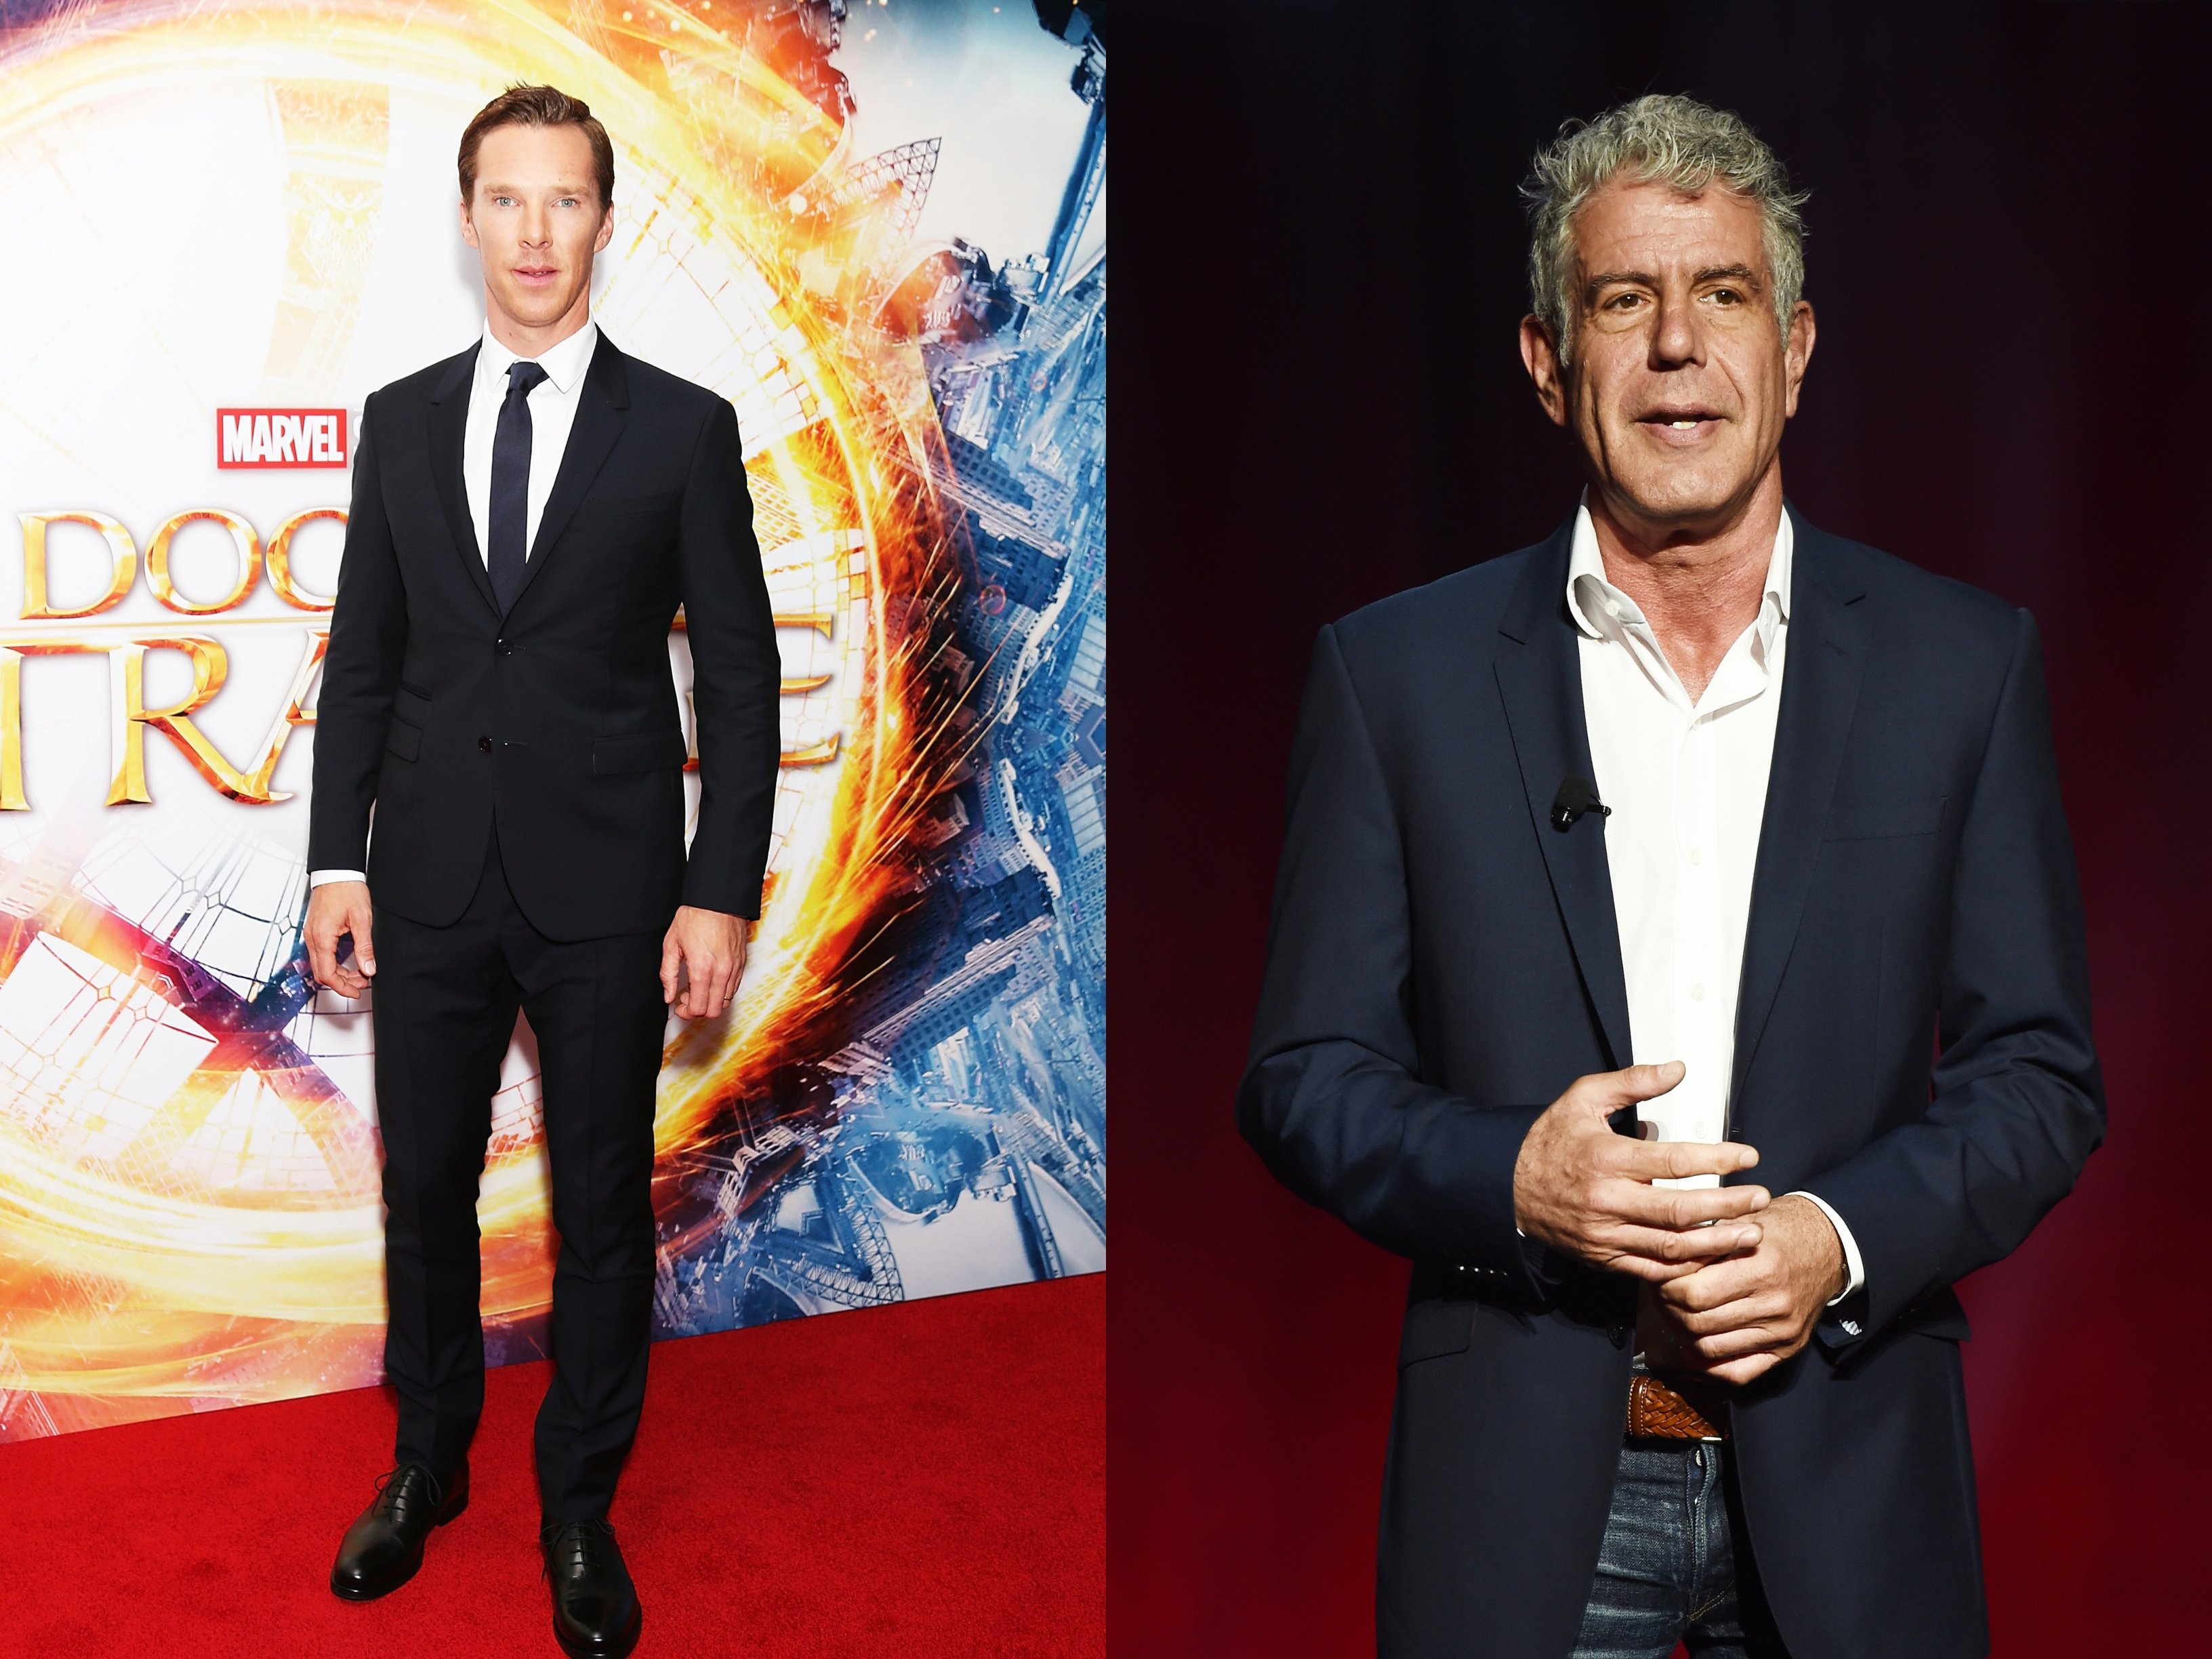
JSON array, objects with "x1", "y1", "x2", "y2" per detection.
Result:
[{"x1": 1238, "y1": 507, "x2": 2103, "y2": 1659}]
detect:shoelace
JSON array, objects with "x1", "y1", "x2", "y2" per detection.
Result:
[
  {"x1": 371, "y1": 1464, "x2": 443, "y2": 1524},
  {"x1": 541, "y1": 1517, "x2": 619, "y2": 1583}
]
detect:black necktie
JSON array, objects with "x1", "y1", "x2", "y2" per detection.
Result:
[{"x1": 488, "y1": 359, "x2": 549, "y2": 613}]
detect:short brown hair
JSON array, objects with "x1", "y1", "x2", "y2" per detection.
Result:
[{"x1": 457, "y1": 83, "x2": 615, "y2": 209}]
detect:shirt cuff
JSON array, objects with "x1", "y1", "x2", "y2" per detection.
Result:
[
  {"x1": 308, "y1": 869, "x2": 367, "y2": 888},
  {"x1": 1787, "y1": 1190, "x2": 1866, "y2": 1305}
]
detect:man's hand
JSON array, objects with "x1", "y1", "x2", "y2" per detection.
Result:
[
  {"x1": 1644, "y1": 1193, "x2": 1847, "y2": 1384},
  {"x1": 661, "y1": 905, "x2": 748, "y2": 1020},
  {"x1": 1513, "y1": 1061, "x2": 1770, "y2": 1282},
  {"x1": 304, "y1": 880, "x2": 376, "y2": 999}
]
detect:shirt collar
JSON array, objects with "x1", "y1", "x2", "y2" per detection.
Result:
[
  {"x1": 1565, "y1": 497, "x2": 1793, "y2": 645},
  {"x1": 476, "y1": 316, "x2": 598, "y2": 395}
]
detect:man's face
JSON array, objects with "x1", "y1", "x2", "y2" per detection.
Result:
[
  {"x1": 459, "y1": 122, "x2": 613, "y2": 335},
  {"x1": 1523, "y1": 177, "x2": 1813, "y2": 536}
]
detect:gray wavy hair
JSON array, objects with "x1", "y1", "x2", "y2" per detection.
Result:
[{"x1": 1523, "y1": 94, "x2": 1808, "y2": 364}]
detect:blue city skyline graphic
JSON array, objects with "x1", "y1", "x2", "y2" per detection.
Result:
[{"x1": 643, "y1": 1, "x2": 1107, "y2": 1343}]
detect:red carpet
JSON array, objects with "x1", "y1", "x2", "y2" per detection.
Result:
[{"x1": 0, "y1": 1275, "x2": 1102, "y2": 1658}]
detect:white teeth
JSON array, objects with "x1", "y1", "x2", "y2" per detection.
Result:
[{"x1": 1668, "y1": 419, "x2": 1698, "y2": 429}]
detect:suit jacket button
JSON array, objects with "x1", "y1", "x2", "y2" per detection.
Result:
[
  {"x1": 495, "y1": 638, "x2": 513, "y2": 656},
  {"x1": 1608, "y1": 1322, "x2": 1629, "y2": 1348},
  {"x1": 478, "y1": 735, "x2": 493, "y2": 753}
]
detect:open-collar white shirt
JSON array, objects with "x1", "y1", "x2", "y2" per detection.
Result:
[{"x1": 1568, "y1": 501, "x2": 1865, "y2": 1300}]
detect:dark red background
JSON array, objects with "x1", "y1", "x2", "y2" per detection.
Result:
[{"x1": 1111, "y1": 3, "x2": 2211, "y2": 1652}]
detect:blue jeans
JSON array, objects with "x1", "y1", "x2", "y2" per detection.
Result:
[{"x1": 1570, "y1": 1440, "x2": 1790, "y2": 1659}]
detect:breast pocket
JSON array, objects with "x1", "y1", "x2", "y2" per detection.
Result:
[
  {"x1": 571, "y1": 490, "x2": 680, "y2": 527},
  {"x1": 1822, "y1": 794, "x2": 1946, "y2": 842}
]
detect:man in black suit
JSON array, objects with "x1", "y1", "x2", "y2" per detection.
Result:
[
  {"x1": 1240, "y1": 96, "x2": 2102, "y2": 1658},
  {"x1": 303, "y1": 85, "x2": 779, "y2": 1658}
]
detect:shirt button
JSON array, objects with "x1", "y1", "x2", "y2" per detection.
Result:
[
  {"x1": 1691, "y1": 983, "x2": 1706, "y2": 1002},
  {"x1": 1688, "y1": 847, "x2": 1703, "y2": 865},
  {"x1": 478, "y1": 735, "x2": 494, "y2": 753}
]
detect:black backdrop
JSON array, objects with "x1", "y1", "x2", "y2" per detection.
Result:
[{"x1": 1111, "y1": 3, "x2": 2211, "y2": 1653}]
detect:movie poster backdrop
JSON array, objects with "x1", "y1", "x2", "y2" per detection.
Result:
[{"x1": 0, "y1": 0, "x2": 1106, "y2": 1437}]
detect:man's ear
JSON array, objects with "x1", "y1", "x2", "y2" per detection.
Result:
[
  {"x1": 1519, "y1": 314, "x2": 1570, "y2": 429},
  {"x1": 594, "y1": 205, "x2": 615, "y2": 253},
  {"x1": 458, "y1": 198, "x2": 480, "y2": 250},
  {"x1": 1782, "y1": 299, "x2": 1816, "y2": 419}
]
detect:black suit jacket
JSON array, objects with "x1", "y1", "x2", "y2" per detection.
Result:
[
  {"x1": 308, "y1": 333, "x2": 781, "y2": 939},
  {"x1": 1238, "y1": 508, "x2": 2103, "y2": 1659}
]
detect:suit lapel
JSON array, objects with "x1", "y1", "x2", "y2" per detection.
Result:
[
  {"x1": 1729, "y1": 510, "x2": 1868, "y2": 1105},
  {"x1": 426, "y1": 344, "x2": 500, "y2": 618},
  {"x1": 1493, "y1": 518, "x2": 1634, "y2": 1071},
  {"x1": 503, "y1": 331, "x2": 632, "y2": 617}
]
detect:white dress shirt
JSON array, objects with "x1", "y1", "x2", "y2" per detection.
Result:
[
  {"x1": 1569, "y1": 503, "x2": 1866, "y2": 1302},
  {"x1": 462, "y1": 319, "x2": 597, "y2": 569},
  {"x1": 309, "y1": 319, "x2": 599, "y2": 890}
]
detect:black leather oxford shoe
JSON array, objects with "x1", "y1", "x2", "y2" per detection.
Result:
[
  {"x1": 329, "y1": 1462, "x2": 468, "y2": 1601},
  {"x1": 541, "y1": 1517, "x2": 642, "y2": 1659}
]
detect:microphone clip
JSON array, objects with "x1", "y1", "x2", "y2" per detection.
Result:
[{"x1": 1551, "y1": 774, "x2": 1612, "y2": 833}]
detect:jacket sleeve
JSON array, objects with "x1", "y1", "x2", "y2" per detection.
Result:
[
  {"x1": 306, "y1": 396, "x2": 407, "y2": 874},
  {"x1": 674, "y1": 398, "x2": 779, "y2": 919},
  {"x1": 1807, "y1": 608, "x2": 2104, "y2": 1350},
  {"x1": 1236, "y1": 623, "x2": 1547, "y2": 1287}
]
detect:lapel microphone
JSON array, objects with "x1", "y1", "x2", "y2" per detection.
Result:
[{"x1": 1551, "y1": 774, "x2": 1611, "y2": 832}]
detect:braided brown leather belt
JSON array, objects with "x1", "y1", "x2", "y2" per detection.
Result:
[{"x1": 1625, "y1": 1373, "x2": 1729, "y2": 1441}]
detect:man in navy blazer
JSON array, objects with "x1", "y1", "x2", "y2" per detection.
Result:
[{"x1": 1240, "y1": 96, "x2": 2101, "y2": 1658}]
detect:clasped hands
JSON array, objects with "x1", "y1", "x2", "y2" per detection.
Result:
[
  {"x1": 1512, "y1": 1061, "x2": 1847, "y2": 1385},
  {"x1": 304, "y1": 882, "x2": 749, "y2": 1020}
]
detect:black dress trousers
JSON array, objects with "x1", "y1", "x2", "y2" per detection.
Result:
[{"x1": 371, "y1": 826, "x2": 672, "y2": 1521}]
